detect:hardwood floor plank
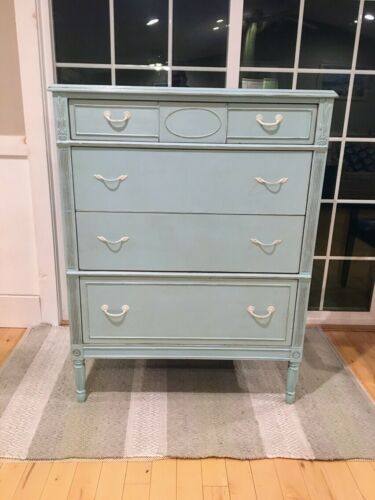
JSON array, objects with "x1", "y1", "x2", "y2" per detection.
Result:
[
  {"x1": 319, "y1": 461, "x2": 363, "y2": 500},
  {"x1": 67, "y1": 461, "x2": 102, "y2": 500},
  {"x1": 250, "y1": 459, "x2": 284, "y2": 500},
  {"x1": 347, "y1": 461, "x2": 375, "y2": 500},
  {"x1": 274, "y1": 459, "x2": 310, "y2": 500},
  {"x1": 12, "y1": 462, "x2": 52, "y2": 500},
  {"x1": 0, "y1": 328, "x2": 25, "y2": 365},
  {"x1": 122, "y1": 484, "x2": 150, "y2": 500},
  {"x1": 40, "y1": 461, "x2": 77, "y2": 500},
  {"x1": 225, "y1": 459, "x2": 256, "y2": 500},
  {"x1": 0, "y1": 462, "x2": 28, "y2": 500},
  {"x1": 177, "y1": 459, "x2": 203, "y2": 500},
  {"x1": 95, "y1": 461, "x2": 127, "y2": 500},
  {"x1": 203, "y1": 486, "x2": 230, "y2": 500},
  {"x1": 125, "y1": 461, "x2": 151, "y2": 485},
  {"x1": 298, "y1": 460, "x2": 334, "y2": 500},
  {"x1": 201, "y1": 459, "x2": 228, "y2": 487},
  {"x1": 149, "y1": 459, "x2": 176, "y2": 500}
]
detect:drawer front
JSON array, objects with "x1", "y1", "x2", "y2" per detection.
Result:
[
  {"x1": 80, "y1": 278, "x2": 297, "y2": 345},
  {"x1": 159, "y1": 103, "x2": 227, "y2": 143},
  {"x1": 69, "y1": 100, "x2": 159, "y2": 141},
  {"x1": 72, "y1": 148, "x2": 312, "y2": 215},
  {"x1": 227, "y1": 104, "x2": 317, "y2": 143},
  {"x1": 76, "y1": 212, "x2": 304, "y2": 273}
]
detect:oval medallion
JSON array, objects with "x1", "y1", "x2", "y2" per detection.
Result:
[{"x1": 164, "y1": 107, "x2": 223, "y2": 139}]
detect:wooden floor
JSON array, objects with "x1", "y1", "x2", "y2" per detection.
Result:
[{"x1": 0, "y1": 326, "x2": 374, "y2": 500}]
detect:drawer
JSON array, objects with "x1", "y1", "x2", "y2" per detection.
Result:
[
  {"x1": 159, "y1": 103, "x2": 227, "y2": 143},
  {"x1": 69, "y1": 100, "x2": 159, "y2": 141},
  {"x1": 80, "y1": 277, "x2": 297, "y2": 345},
  {"x1": 227, "y1": 104, "x2": 317, "y2": 143},
  {"x1": 72, "y1": 148, "x2": 312, "y2": 215},
  {"x1": 76, "y1": 212, "x2": 304, "y2": 273}
]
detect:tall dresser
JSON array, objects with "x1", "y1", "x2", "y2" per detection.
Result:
[{"x1": 50, "y1": 85, "x2": 335, "y2": 403}]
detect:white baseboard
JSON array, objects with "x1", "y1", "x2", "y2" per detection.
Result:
[
  {"x1": 0, "y1": 295, "x2": 41, "y2": 327},
  {"x1": 307, "y1": 310, "x2": 375, "y2": 326}
]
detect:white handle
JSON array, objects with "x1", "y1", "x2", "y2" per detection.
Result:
[
  {"x1": 255, "y1": 176, "x2": 288, "y2": 186},
  {"x1": 104, "y1": 110, "x2": 132, "y2": 124},
  {"x1": 256, "y1": 113, "x2": 283, "y2": 128},
  {"x1": 97, "y1": 235, "x2": 129, "y2": 245},
  {"x1": 251, "y1": 238, "x2": 282, "y2": 248},
  {"x1": 101, "y1": 304, "x2": 129, "y2": 318},
  {"x1": 94, "y1": 174, "x2": 128, "y2": 183},
  {"x1": 247, "y1": 305, "x2": 275, "y2": 319}
]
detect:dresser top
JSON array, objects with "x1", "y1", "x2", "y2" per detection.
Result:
[{"x1": 49, "y1": 84, "x2": 337, "y2": 102}]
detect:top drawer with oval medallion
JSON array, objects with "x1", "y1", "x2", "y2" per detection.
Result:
[
  {"x1": 69, "y1": 100, "x2": 159, "y2": 141},
  {"x1": 160, "y1": 102, "x2": 227, "y2": 143},
  {"x1": 227, "y1": 103, "x2": 317, "y2": 144}
]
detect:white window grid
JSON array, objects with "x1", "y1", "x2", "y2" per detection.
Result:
[{"x1": 52, "y1": 0, "x2": 375, "y2": 312}]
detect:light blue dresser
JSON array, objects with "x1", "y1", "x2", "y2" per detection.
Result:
[{"x1": 50, "y1": 85, "x2": 335, "y2": 403}]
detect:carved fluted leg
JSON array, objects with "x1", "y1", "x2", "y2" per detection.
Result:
[
  {"x1": 73, "y1": 358, "x2": 86, "y2": 402},
  {"x1": 286, "y1": 361, "x2": 300, "y2": 404}
]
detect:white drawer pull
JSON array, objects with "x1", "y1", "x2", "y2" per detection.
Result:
[
  {"x1": 97, "y1": 235, "x2": 129, "y2": 245},
  {"x1": 94, "y1": 174, "x2": 128, "y2": 183},
  {"x1": 101, "y1": 304, "x2": 129, "y2": 318},
  {"x1": 104, "y1": 110, "x2": 132, "y2": 125},
  {"x1": 256, "y1": 113, "x2": 283, "y2": 128},
  {"x1": 251, "y1": 238, "x2": 282, "y2": 248},
  {"x1": 247, "y1": 305, "x2": 275, "y2": 319},
  {"x1": 255, "y1": 176, "x2": 288, "y2": 186}
]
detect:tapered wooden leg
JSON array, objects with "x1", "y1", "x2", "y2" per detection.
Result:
[
  {"x1": 286, "y1": 361, "x2": 300, "y2": 404},
  {"x1": 73, "y1": 359, "x2": 86, "y2": 402}
]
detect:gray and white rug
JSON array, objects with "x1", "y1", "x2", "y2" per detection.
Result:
[{"x1": 0, "y1": 325, "x2": 374, "y2": 460}]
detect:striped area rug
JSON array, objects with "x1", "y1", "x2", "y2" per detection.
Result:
[{"x1": 0, "y1": 325, "x2": 374, "y2": 460}]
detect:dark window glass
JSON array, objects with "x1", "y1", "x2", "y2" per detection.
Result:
[
  {"x1": 356, "y1": 2, "x2": 375, "y2": 70},
  {"x1": 324, "y1": 260, "x2": 374, "y2": 311},
  {"x1": 240, "y1": 0, "x2": 299, "y2": 67},
  {"x1": 299, "y1": 0, "x2": 359, "y2": 69},
  {"x1": 308, "y1": 260, "x2": 324, "y2": 310},
  {"x1": 116, "y1": 70, "x2": 168, "y2": 86},
  {"x1": 56, "y1": 68, "x2": 111, "y2": 85},
  {"x1": 52, "y1": 0, "x2": 110, "y2": 63},
  {"x1": 347, "y1": 75, "x2": 375, "y2": 138},
  {"x1": 340, "y1": 143, "x2": 375, "y2": 200},
  {"x1": 114, "y1": 0, "x2": 168, "y2": 65},
  {"x1": 322, "y1": 142, "x2": 340, "y2": 199},
  {"x1": 172, "y1": 71, "x2": 226, "y2": 88},
  {"x1": 331, "y1": 204, "x2": 375, "y2": 257},
  {"x1": 240, "y1": 72, "x2": 293, "y2": 89},
  {"x1": 173, "y1": 0, "x2": 229, "y2": 66},
  {"x1": 297, "y1": 74, "x2": 349, "y2": 137},
  {"x1": 315, "y1": 204, "x2": 333, "y2": 255}
]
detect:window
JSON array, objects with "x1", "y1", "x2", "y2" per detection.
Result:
[{"x1": 52, "y1": 0, "x2": 375, "y2": 312}]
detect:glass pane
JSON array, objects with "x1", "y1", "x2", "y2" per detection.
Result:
[
  {"x1": 331, "y1": 204, "x2": 375, "y2": 257},
  {"x1": 173, "y1": 0, "x2": 229, "y2": 66},
  {"x1": 356, "y1": 1, "x2": 375, "y2": 70},
  {"x1": 114, "y1": 0, "x2": 168, "y2": 65},
  {"x1": 308, "y1": 260, "x2": 324, "y2": 310},
  {"x1": 56, "y1": 68, "x2": 111, "y2": 85},
  {"x1": 323, "y1": 142, "x2": 340, "y2": 199},
  {"x1": 52, "y1": 0, "x2": 110, "y2": 63},
  {"x1": 299, "y1": 0, "x2": 359, "y2": 69},
  {"x1": 240, "y1": 72, "x2": 293, "y2": 89},
  {"x1": 315, "y1": 204, "x2": 332, "y2": 256},
  {"x1": 340, "y1": 143, "x2": 375, "y2": 200},
  {"x1": 347, "y1": 75, "x2": 375, "y2": 138},
  {"x1": 172, "y1": 71, "x2": 226, "y2": 88},
  {"x1": 296, "y1": 74, "x2": 349, "y2": 137},
  {"x1": 241, "y1": 0, "x2": 299, "y2": 67},
  {"x1": 324, "y1": 260, "x2": 374, "y2": 311},
  {"x1": 116, "y1": 69, "x2": 168, "y2": 86}
]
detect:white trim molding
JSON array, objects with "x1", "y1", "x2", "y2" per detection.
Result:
[
  {"x1": 13, "y1": 0, "x2": 59, "y2": 325},
  {"x1": 0, "y1": 295, "x2": 41, "y2": 327},
  {"x1": 0, "y1": 135, "x2": 29, "y2": 157}
]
